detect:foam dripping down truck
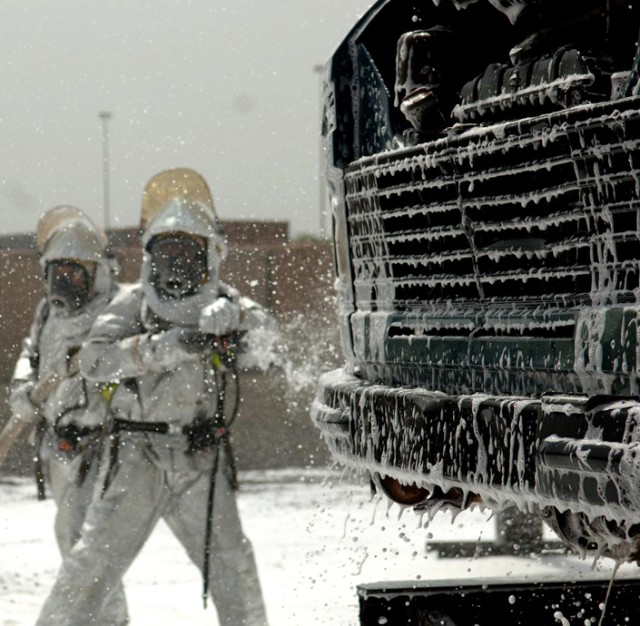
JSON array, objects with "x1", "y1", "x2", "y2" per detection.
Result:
[{"x1": 311, "y1": 0, "x2": 640, "y2": 573}]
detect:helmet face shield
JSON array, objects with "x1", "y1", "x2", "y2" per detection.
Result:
[
  {"x1": 147, "y1": 235, "x2": 209, "y2": 301},
  {"x1": 46, "y1": 260, "x2": 95, "y2": 313}
]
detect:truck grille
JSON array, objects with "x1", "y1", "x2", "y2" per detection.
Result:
[{"x1": 345, "y1": 99, "x2": 640, "y2": 314}]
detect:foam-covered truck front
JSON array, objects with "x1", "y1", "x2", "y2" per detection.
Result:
[{"x1": 311, "y1": 0, "x2": 640, "y2": 561}]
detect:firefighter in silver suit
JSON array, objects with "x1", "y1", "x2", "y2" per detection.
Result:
[
  {"x1": 4, "y1": 206, "x2": 129, "y2": 625},
  {"x1": 35, "y1": 171, "x2": 270, "y2": 626}
]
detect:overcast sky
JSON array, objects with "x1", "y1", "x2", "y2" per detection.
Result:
[{"x1": 0, "y1": 0, "x2": 375, "y2": 238}]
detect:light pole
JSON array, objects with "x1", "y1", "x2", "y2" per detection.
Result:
[
  {"x1": 98, "y1": 111, "x2": 112, "y2": 231},
  {"x1": 313, "y1": 64, "x2": 328, "y2": 239}
]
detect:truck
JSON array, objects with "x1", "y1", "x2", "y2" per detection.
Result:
[{"x1": 311, "y1": 0, "x2": 640, "y2": 622}]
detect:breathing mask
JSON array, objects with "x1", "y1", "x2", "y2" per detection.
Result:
[
  {"x1": 147, "y1": 234, "x2": 209, "y2": 300},
  {"x1": 45, "y1": 260, "x2": 95, "y2": 313}
]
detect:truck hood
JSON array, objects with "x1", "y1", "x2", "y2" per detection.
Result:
[{"x1": 438, "y1": 0, "x2": 530, "y2": 23}]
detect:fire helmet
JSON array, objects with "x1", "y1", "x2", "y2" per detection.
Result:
[{"x1": 37, "y1": 206, "x2": 113, "y2": 315}]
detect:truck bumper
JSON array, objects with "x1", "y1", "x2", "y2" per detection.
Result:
[{"x1": 311, "y1": 368, "x2": 640, "y2": 527}]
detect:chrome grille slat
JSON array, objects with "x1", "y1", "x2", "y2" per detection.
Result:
[{"x1": 345, "y1": 106, "x2": 640, "y2": 313}]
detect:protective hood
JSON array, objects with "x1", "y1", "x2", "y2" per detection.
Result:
[
  {"x1": 141, "y1": 195, "x2": 228, "y2": 326},
  {"x1": 38, "y1": 205, "x2": 108, "y2": 264},
  {"x1": 37, "y1": 206, "x2": 115, "y2": 316}
]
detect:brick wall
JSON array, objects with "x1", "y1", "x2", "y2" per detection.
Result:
[{"x1": 0, "y1": 222, "x2": 338, "y2": 474}]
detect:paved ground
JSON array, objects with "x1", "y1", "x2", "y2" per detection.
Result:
[{"x1": 0, "y1": 468, "x2": 633, "y2": 625}]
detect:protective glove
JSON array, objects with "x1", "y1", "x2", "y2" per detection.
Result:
[
  {"x1": 199, "y1": 297, "x2": 241, "y2": 337},
  {"x1": 9, "y1": 381, "x2": 39, "y2": 423}
]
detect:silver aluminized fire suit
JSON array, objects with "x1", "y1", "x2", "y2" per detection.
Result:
[
  {"x1": 9, "y1": 207, "x2": 128, "y2": 626},
  {"x1": 35, "y1": 196, "x2": 270, "y2": 626}
]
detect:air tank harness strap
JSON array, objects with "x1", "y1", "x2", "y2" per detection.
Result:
[
  {"x1": 33, "y1": 418, "x2": 47, "y2": 501},
  {"x1": 201, "y1": 336, "x2": 240, "y2": 607},
  {"x1": 100, "y1": 418, "x2": 170, "y2": 497},
  {"x1": 99, "y1": 417, "x2": 227, "y2": 496}
]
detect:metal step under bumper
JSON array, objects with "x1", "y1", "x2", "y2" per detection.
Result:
[{"x1": 358, "y1": 577, "x2": 640, "y2": 626}]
